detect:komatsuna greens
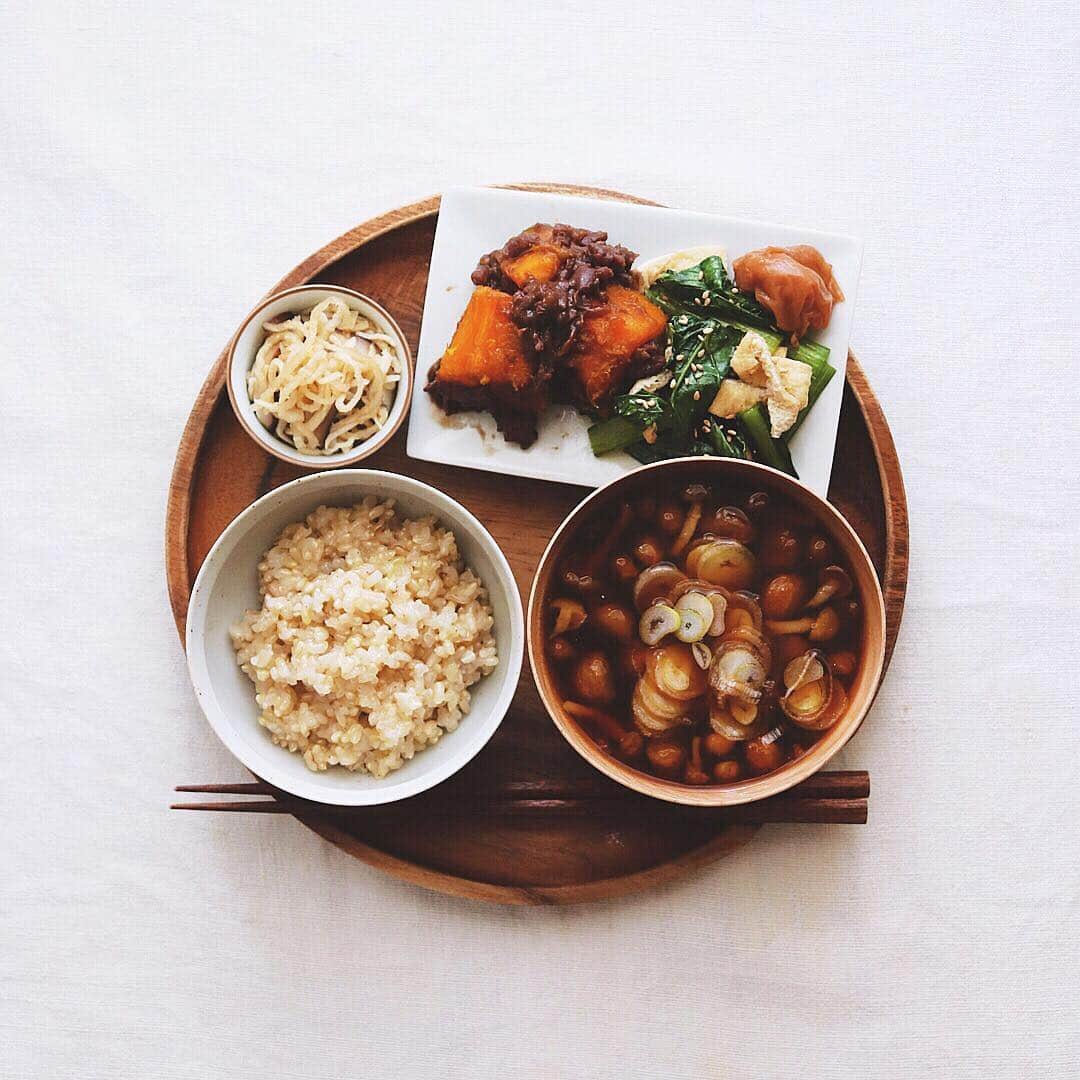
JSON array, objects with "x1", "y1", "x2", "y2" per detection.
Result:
[{"x1": 587, "y1": 255, "x2": 836, "y2": 476}]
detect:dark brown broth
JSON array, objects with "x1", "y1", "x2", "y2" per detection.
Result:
[{"x1": 544, "y1": 484, "x2": 862, "y2": 786}]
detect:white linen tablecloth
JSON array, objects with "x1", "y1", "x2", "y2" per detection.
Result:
[{"x1": 3, "y1": 2, "x2": 1078, "y2": 1077}]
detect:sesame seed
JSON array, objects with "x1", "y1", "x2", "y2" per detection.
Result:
[{"x1": 693, "y1": 390, "x2": 701, "y2": 400}]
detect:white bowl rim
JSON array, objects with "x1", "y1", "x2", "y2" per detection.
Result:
[
  {"x1": 226, "y1": 285, "x2": 414, "y2": 469},
  {"x1": 185, "y1": 468, "x2": 524, "y2": 805}
]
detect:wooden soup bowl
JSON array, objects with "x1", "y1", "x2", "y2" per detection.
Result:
[{"x1": 527, "y1": 457, "x2": 886, "y2": 807}]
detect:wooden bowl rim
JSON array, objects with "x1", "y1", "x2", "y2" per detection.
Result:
[
  {"x1": 527, "y1": 457, "x2": 887, "y2": 807},
  {"x1": 223, "y1": 283, "x2": 415, "y2": 469}
]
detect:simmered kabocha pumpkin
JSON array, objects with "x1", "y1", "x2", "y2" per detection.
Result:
[{"x1": 545, "y1": 481, "x2": 862, "y2": 785}]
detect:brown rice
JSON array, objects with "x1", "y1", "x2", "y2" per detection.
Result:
[{"x1": 229, "y1": 498, "x2": 498, "y2": 776}]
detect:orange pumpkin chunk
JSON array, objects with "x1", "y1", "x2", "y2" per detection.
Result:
[
  {"x1": 436, "y1": 286, "x2": 535, "y2": 390},
  {"x1": 503, "y1": 243, "x2": 566, "y2": 287},
  {"x1": 569, "y1": 285, "x2": 667, "y2": 409}
]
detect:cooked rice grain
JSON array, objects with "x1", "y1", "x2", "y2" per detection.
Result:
[{"x1": 229, "y1": 499, "x2": 498, "y2": 776}]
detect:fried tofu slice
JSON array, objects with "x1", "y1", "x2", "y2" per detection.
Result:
[
  {"x1": 425, "y1": 286, "x2": 545, "y2": 446},
  {"x1": 728, "y1": 330, "x2": 812, "y2": 436},
  {"x1": 765, "y1": 357, "x2": 812, "y2": 436},
  {"x1": 730, "y1": 330, "x2": 774, "y2": 386},
  {"x1": 709, "y1": 378, "x2": 767, "y2": 418},
  {"x1": 569, "y1": 285, "x2": 667, "y2": 410}
]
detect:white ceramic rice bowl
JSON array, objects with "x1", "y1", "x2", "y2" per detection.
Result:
[{"x1": 184, "y1": 469, "x2": 523, "y2": 806}]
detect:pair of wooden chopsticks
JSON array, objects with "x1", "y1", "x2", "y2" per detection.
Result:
[{"x1": 173, "y1": 771, "x2": 869, "y2": 824}]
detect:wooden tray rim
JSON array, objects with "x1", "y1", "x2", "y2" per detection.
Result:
[{"x1": 165, "y1": 184, "x2": 908, "y2": 905}]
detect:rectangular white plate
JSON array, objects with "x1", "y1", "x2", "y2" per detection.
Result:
[{"x1": 406, "y1": 187, "x2": 862, "y2": 497}]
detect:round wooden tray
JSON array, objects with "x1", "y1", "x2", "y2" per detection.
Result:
[{"x1": 166, "y1": 184, "x2": 908, "y2": 905}]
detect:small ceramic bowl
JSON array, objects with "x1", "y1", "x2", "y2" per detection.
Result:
[
  {"x1": 185, "y1": 469, "x2": 523, "y2": 806},
  {"x1": 226, "y1": 285, "x2": 414, "y2": 468},
  {"x1": 527, "y1": 457, "x2": 886, "y2": 807}
]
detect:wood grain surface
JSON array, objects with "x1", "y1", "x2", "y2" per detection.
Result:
[{"x1": 166, "y1": 184, "x2": 908, "y2": 905}]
